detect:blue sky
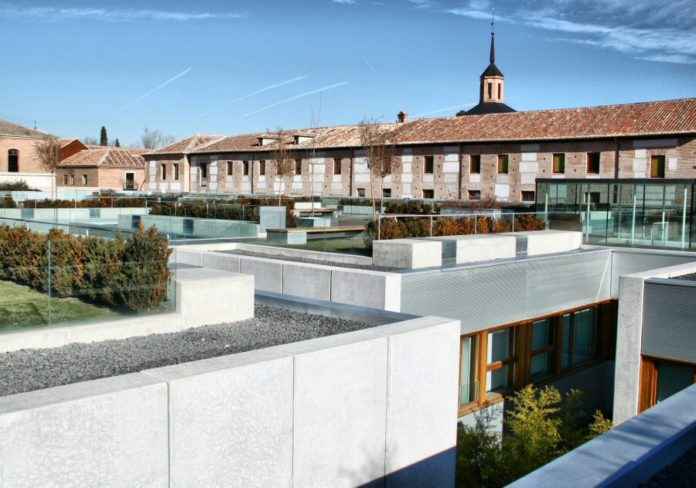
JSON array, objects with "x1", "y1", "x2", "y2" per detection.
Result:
[{"x1": 0, "y1": 0, "x2": 694, "y2": 146}]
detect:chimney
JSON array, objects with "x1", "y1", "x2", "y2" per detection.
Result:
[{"x1": 397, "y1": 111, "x2": 408, "y2": 123}]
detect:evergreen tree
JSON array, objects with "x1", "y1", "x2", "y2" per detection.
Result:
[
  {"x1": 114, "y1": 138, "x2": 121, "y2": 148},
  {"x1": 100, "y1": 126, "x2": 108, "y2": 146}
]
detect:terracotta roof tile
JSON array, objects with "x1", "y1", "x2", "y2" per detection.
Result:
[
  {"x1": 146, "y1": 134, "x2": 226, "y2": 156},
  {"x1": 170, "y1": 98, "x2": 696, "y2": 157},
  {"x1": 59, "y1": 148, "x2": 146, "y2": 169}
]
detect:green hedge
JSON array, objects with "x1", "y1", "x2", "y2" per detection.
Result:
[
  {"x1": 149, "y1": 197, "x2": 297, "y2": 227},
  {"x1": 0, "y1": 225, "x2": 171, "y2": 312},
  {"x1": 21, "y1": 197, "x2": 148, "y2": 208}
]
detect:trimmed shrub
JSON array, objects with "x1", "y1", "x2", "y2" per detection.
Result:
[
  {"x1": 0, "y1": 225, "x2": 171, "y2": 312},
  {"x1": 21, "y1": 197, "x2": 148, "y2": 209},
  {"x1": 0, "y1": 181, "x2": 35, "y2": 191},
  {"x1": 0, "y1": 195, "x2": 17, "y2": 208}
]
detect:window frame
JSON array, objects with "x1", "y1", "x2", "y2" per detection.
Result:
[
  {"x1": 470, "y1": 155, "x2": 481, "y2": 174},
  {"x1": 553, "y1": 153, "x2": 566, "y2": 174},
  {"x1": 82, "y1": 174, "x2": 88, "y2": 186},
  {"x1": 424, "y1": 155, "x2": 434, "y2": 175},
  {"x1": 174, "y1": 163, "x2": 180, "y2": 181},
  {"x1": 243, "y1": 161, "x2": 250, "y2": 177},
  {"x1": 587, "y1": 152, "x2": 601, "y2": 174},
  {"x1": 650, "y1": 155, "x2": 666, "y2": 178},
  {"x1": 497, "y1": 154, "x2": 509, "y2": 174},
  {"x1": 423, "y1": 189, "x2": 435, "y2": 199},
  {"x1": 7, "y1": 149, "x2": 19, "y2": 173},
  {"x1": 259, "y1": 160, "x2": 266, "y2": 176},
  {"x1": 295, "y1": 158, "x2": 302, "y2": 175},
  {"x1": 522, "y1": 191, "x2": 535, "y2": 202},
  {"x1": 161, "y1": 163, "x2": 167, "y2": 181},
  {"x1": 334, "y1": 157, "x2": 342, "y2": 175}
]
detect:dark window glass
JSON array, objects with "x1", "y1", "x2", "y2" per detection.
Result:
[
  {"x1": 587, "y1": 153, "x2": 600, "y2": 174},
  {"x1": 260, "y1": 160, "x2": 266, "y2": 176},
  {"x1": 470, "y1": 155, "x2": 481, "y2": 174},
  {"x1": 468, "y1": 190, "x2": 481, "y2": 201},
  {"x1": 334, "y1": 158, "x2": 342, "y2": 175},
  {"x1": 425, "y1": 156, "x2": 434, "y2": 174},
  {"x1": 498, "y1": 155, "x2": 509, "y2": 174},
  {"x1": 423, "y1": 189, "x2": 434, "y2": 199},
  {"x1": 7, "y1": 149, "x2": 18, "y2": 172},
  {"x1": 651, "y1": 155, "x2": 666, "y2": 178},
  {"x1": 295, "y1": 159, "x2": 302, "y2": 175},
  {"x1": 657, "y1": 363, "x2": 695, "y2": 402},
  {"x1": 522, "y1": 191, "x2": 535, "y2": 202},
  {"x1": 553, "y1": 153, "x2": 565, "y2": 174}
]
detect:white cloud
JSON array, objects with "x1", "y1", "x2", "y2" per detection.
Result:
[
  {"x1": 0, "y1": 4, "x2": 245, "y2": 22},
  {"x1": 331, "y1": 0, "x2": 357, "y2": 4},
  {"x1": 446, "y1": 0, "x2": 696, "y2": 64}
]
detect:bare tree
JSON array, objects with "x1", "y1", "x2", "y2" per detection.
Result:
[
  {"x1": 359, "y1": 120, "x2": 394, "y2": 218},
  {"x1": 34, "y1": 137, "x2": 63, "y2": 198},
  {"x1": 271, "y1": 129, "x2": 294, "y2": 205},
  {"x1": 82, "y1": 136, "x2": 98, "y2": 146},
  {"x1": 141, "y1": 128, "x2": 175, "y2": 150}
]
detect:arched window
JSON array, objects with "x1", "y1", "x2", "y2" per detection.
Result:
[{"x1": 8, "y1": 149, "x2": 19, "y2": 173}]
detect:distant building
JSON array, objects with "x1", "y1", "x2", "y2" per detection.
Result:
[
  {"x1": 144, "y1": 32, "x2": 696, "y2": 203},
  {"x1": 56, "y1": 147, "x2": 147, "y2": 191},
  {"x1": 0, "y1": 118, "x2": 55, "y2": 193}
]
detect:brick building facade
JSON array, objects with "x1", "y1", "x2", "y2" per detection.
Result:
[
  {"x1": 56, "y1": 148, "x2": 146, "y2": 192},
  {"x1": 144, "y1": 34, "x2": 696, "y2": 204}
]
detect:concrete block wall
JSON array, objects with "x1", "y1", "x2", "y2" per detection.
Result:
[
  {"x1": 0, "y1": 316, "x2": 460, "y2": 488},
  {"x1": 173, "y1": 247, "x2": 402, "y2": 312}
]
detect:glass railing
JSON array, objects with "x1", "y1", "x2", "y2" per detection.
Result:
[{"x1": 0, "y1": 234, "x2": 176, "y2": 332}]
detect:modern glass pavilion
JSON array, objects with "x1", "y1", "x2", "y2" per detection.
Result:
[{"x1": 536, "y1": 179, "x2": 695, "y2": 250}]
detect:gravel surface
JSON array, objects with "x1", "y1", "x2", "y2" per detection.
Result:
[
  {"x1": 640, "y1": 445, "x2": 696, "y2": 487},
  {"x1": 0, "y1": 304, "x2": 371, "y2": 398}
]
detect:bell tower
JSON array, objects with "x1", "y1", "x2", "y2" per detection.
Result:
[{"x1": 479, "y1": 20, "x2": 505, "y2": 104}]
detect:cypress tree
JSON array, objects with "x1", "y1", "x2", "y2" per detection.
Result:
[{"x1": 100, "y1": 126, "x2": 108, "y2": 146}]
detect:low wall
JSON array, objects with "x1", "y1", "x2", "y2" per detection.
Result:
[
  {"x1": 0, "y1": 207, "x2": 149, "y2": 222},
  {"x1": 0, "y1": 316, "x2": 461, "y2": 488},
  {"x1": 0, "y1": 268, "x2": 254, "y2": 353},
  {"x1": 0, "y1": 172, "x2": 55, "y2": 195},
  {"x1": 173, "y1": 247, "x2": 400, "y2": 312}
]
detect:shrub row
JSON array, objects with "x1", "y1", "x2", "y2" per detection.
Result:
[
  {"x1": 148, "y1": 197, "x2": 297, "y2": 227},
  {"x1": 20, "y1": 197, "x2": 149, "y2": 208},
  {"x1": 364, "y1": 214, "x2": 546, "y2": 248},
  {"x1": 0, "y1": 225, "x2": 171, "y2": 312},
  {"x1": 340, "y1": 197, "x2": 532, "y2": 215}
]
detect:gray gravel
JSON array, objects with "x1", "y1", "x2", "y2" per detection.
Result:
[{"x1": 0, "y1": 304, "x2": 371, "y2": 398}]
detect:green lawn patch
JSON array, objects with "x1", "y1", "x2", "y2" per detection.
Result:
[{"x1": 0, "y1": 281, "x2": 120, "y2": 331}]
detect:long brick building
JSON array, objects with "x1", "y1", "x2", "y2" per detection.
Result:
[{"x1": 144, "y1": 33, "x2": 696, "y2": 204}]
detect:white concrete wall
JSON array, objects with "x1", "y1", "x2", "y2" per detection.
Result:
[
  {"x1": 173, "y1": 246, "x2": 402, "y2": 312},
  {"x1": 613, "y1": 260, "x2": 696, "y2": 424},
  {"x1": 373, "y1": 239, "x2": 443, "y2": 269},
  {"x1": 0, "y1": 316, "x2": 460, "y2": 487},
  {"x1": 0, "y1": 373, "x2": 169, "y2": 487}
]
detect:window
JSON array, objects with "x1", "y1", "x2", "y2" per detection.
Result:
[
  {"x1": 553, "y1": 153, "x2": 565, "y2": 174},
  {"x1": 423, "y1": 189, "x2": 434, "y2": 199},
  {"x1": 487, "y1": 82, "x2": 493, "y2": 99},
  {"x1": 82, "y1": 174, "x2": 88, "y2": 186},
  {"x1": 522, "y1": 191, "x2": 535, "y2": 202},
  {"x1": 243, "y1": 161, "x2": 250, "y2": 177},
  {"x1": 656, "y1": 362, "x2": 695, "y2": 402},
  {"x1": 530, "y1": 319, "x2": 554, "y2": 380},
  {"x1": 585, "y1": 192, "x2": 601, "y2": 205},
  {"x1": 125, "y1": 172, "x2": 135, "y2": 190},
  {"x1": 227, "y1": 162, "x2": 234, "y2": 176},
  {"x1": 200, "y1": 163, "x2": 208, "y2": 179},
  {"x1": 424, "y1": 156, "x2": 434, "y2": 174},
  {"x1": 69, "y1": 174, "x2": 74, "y2": 185},
  {"x1": 334, "y1": 158, "x2": 342, "y2": 175},
  {"x1": 498, "y1": 84, "x2": 502, "y2": 100},
  {"x1": 651, "y1": 155, "x2": 666, "y2": 178},
  {"x1": 487, "y1": 328, "x2": 514, "y2": 392},
  {"x1": 7, "y1": 149, "x2": 19, "y2": 172},
  {"x1": 161, "y1": 163, "x2": 167, "y2": 181},
  {"x1": 357, "y1": 188, "x2": 366, "y2": 198},
  {"x1": 63, "y1": 175, "x2": 69, "y2": 185},
  {"x1": 497, "y1": 154, "x2": 509, "y2": 174},
  {"x1": 470, "y1": 155, "x2": 481, "y2": 174},
  {"x1": 260, "y1": 160, "x2": 266, "y2": 176},
  {"x1": 382, "y1": 188, "x2": 392, "y2": 198},
  {"x1": 561, "y1": 309, "x2": 597, "y2": 370},
  {"x1": 295, "y1": 158, "x2": 302, "y2": 175},
  {"x1": 174, "y1": 163, "x2": 180, "y2": 181},
  {"x1": 587, "y1": 153, "x2": 600, "y2": 174},
  {"x1": 459, "y1": 336, "x2": 478, "y2": 407},
  {"x1": 468, "y1": 190, "x2": 481, "y2": 201}
]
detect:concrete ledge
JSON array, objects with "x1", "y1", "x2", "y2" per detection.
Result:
[
  {"x1": 428, "y1": 234, "x2": 516, "y2": 264},
  {"x1": 0, "y1": 267, "x2": 254, "y2": 353},
  {"x1": 505, "y1": 230, "x2": 582, "y2": 256},
  {"x1": 373, "y1": 239, "x2": 442, "y2": 269}
]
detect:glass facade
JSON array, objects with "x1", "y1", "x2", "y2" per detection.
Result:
[{"x1": 536, "y1": 179, "x2": 696, "y2": 250}]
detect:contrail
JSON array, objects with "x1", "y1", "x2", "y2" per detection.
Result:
[
  {"x1": 244, "y1": 81, "x2": 349, "y2": 118},
  {"x1": 414, "y1": 102, "x2": 475, "y2": 118},
  {"x1": 200, "y1": 75, "x2": 308, "y2": 118},
  {"x1": 121, "y1": 67, "x2": 192, "y2": 110}
]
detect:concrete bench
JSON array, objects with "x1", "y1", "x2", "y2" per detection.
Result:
[
  {"x1": 373, "y1": 239, "x2": 442, "y2": 269},
  {"x1": 428, "y1": 234, "x2": 517, "y2": 264},
  {"x1": 504, "y1": 230, "x2": 583, "y2": 256}
]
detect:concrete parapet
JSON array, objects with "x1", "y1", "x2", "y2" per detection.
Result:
[
  {"x1": 428, "y1": 234, "x2": 517, "y2": 264},
  {"x1": 373, "y1": 239, "x2": 443, "y2": 269}
]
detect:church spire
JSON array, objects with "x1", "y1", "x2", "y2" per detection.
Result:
[{"x1": 490, "y1": 14, "x2": 496, "y2": 64}]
